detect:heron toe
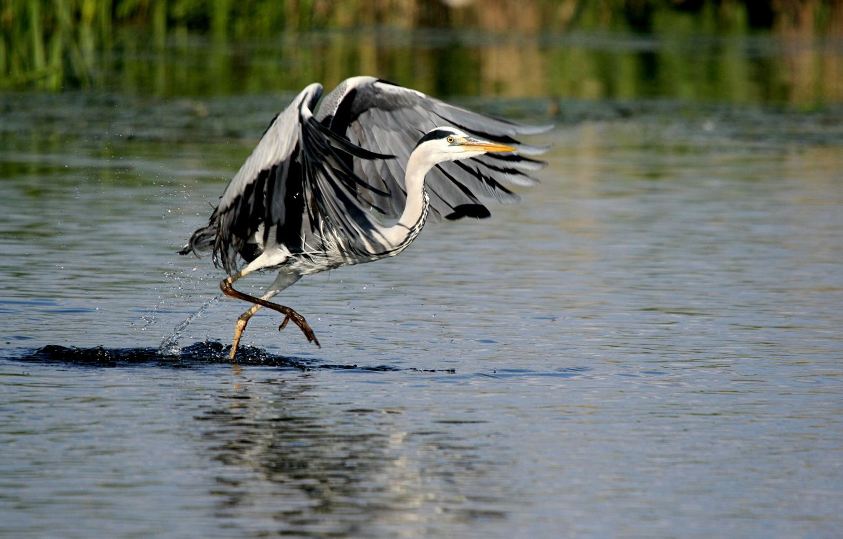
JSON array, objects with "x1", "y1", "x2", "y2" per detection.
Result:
[{"x1": 277, "y1": 310, "x2": 321, "y2": 347}]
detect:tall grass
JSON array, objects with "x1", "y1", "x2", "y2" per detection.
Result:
[{"x1": 1, "y1": 0, "x2": 841, "y2": 104}]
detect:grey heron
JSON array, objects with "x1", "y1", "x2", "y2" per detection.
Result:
[{"x1": 180, "y1": 76, "x2": 548, "y2": 359}]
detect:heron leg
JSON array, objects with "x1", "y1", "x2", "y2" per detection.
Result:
[
  {"x1": 230, "y1": 301, "x2": 267, "y2": 360},
  {"x1": 220, "y1": 272, "x2": 319, "y2": 360}
]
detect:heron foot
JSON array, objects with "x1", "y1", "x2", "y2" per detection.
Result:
[{"x1": 277, "y1": 308, "x2": 321, "y2": 347}]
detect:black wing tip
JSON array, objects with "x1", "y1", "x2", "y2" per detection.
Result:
[{"x1": 444, "y1": 204, "x2": 492, "y2": 221}]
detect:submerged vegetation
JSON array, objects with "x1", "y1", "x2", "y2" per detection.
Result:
[{"x1": 1, "y1": 0, "x2": 842, "y2": 105}]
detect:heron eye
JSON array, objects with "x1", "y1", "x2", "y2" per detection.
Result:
[{"x1": 446, "y1": 135, "x2": 455, "y2": 144}]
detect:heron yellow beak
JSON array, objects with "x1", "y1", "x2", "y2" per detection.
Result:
[{"x1": 461, "y1": 137, "x2": 515, "y2": 153}]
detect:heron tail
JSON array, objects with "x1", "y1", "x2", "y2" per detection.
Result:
[{"x1": 178, "y1": 222, "x2": 217, "y2": 257}]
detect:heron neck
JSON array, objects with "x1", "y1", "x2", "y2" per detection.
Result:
[{"x1": 381, "y1": 151, "x2": 432, "y2": 249}]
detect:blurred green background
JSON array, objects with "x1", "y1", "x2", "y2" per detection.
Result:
[{"x1": 2, "y1": 0, "x2": 842, "y2": 105}]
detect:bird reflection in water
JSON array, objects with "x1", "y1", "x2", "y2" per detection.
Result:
[{"x1": 194, "y1": 374, "x2": 510, "y2": 536}]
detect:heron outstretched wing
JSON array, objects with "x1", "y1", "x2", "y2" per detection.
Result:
[
  {"x1": 182, "y1": 83, "x2": 392, "y2": 274},
  {"x1": 316, "y1": 76, "x2": 550, "y2": 220}
]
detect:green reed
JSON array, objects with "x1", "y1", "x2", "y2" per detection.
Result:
[{"x1": 1, "y1": 0, "x2": 841, "y2": 105}]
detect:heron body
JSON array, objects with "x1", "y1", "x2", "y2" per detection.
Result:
[{"x1": 181, "y1": 76, "x2": 548, "y2": 359}]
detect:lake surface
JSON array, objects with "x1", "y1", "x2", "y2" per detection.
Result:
[{"x1": 2, "y1": 30, "x2": 843, "y2": 538}]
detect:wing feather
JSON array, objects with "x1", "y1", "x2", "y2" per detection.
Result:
[
  {"x1": 181, "y1": 83, "x2": 393, "y2": 274},
  {"x1": 316, "y1": 76, "x2": 550, "y2": 220}
]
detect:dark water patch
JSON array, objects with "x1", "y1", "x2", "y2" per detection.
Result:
[
  {"x1": 485, "y1": 367, "x2": 593, "y2": 379},
  {"x1": 13, "y1": 341, "x2": 302, "y2": 369},
  {"x1": 316, "y1": 363, "x2": 455, "y2": 374},
  {"x1": 0, "y1": 298, "x2": 60, "y2": 307},
  {"x1": 8, "y1": 342, "x2": 456, "y2": 373}
]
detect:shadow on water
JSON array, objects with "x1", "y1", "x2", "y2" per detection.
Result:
[{"x1": 11, "y1": 342, "x2": 456, "y2": 373}]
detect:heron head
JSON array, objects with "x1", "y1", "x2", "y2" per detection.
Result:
[{"x1": 414, "y1": 127, "x2": 515, "y2": 163}]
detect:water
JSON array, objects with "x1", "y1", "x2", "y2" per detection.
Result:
[{"x1": 3, "y1": 35, "x2": 843, "y2": 538}]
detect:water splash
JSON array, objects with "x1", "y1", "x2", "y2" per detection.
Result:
[
  {"x1": 159, "y1": 296, "x2": 219, "y2": 356},
  {"x1": 135, "y1": 265, "x2": 213, "y2": 336}
]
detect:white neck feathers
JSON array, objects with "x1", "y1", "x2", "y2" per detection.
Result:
[{"x1": 380, "y1": 150, "x2": 434, "y2": 250}]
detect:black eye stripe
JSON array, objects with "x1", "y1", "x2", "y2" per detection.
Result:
[{"x1": 415, "y1": 129, "x2": 456, "y2": 148}]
